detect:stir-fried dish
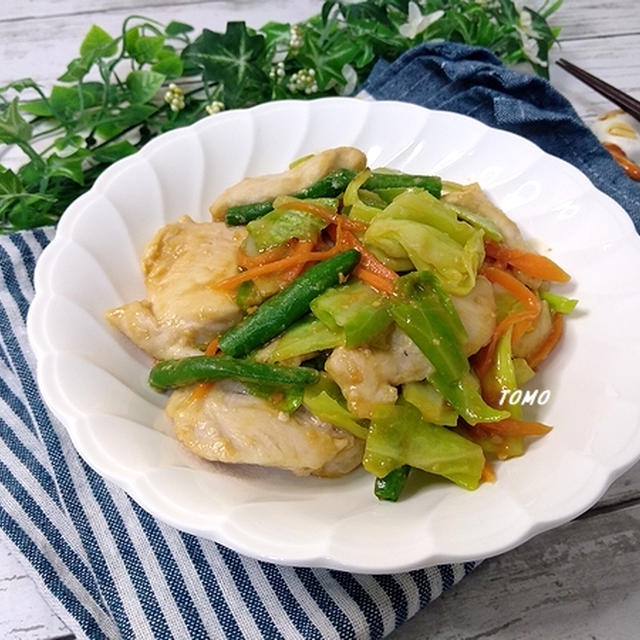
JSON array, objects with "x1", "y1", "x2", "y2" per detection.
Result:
[{"x1": 106, "y1": 146, "x2": 576, "y2": 501}]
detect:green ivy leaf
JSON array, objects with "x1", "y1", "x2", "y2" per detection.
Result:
[
  {"x1": 321, "y1": 1, "x2": 338, "y2": 25},
  {"x1": 0, "y1": 78, "x2": 41, "y2": 93},
  {"x1": 260, "y1": 21, "x2": 291, "y2": 59},
  {"x1": 380, "y1": 0, "x2": 410, "y2": 14},
  {"x1": 46, "y1": 152, "x2": 87, "y2": 185},
  {"x1": 0, "y1": 166, "x2": 24, "y2": 199},
  {"x1": 151, "y1": 50, "x2": 184, "y2": 77},
  {"x1": 133, "y1": 35, "x2": 165, "y2": 63},
  {"x1": 80, "y1": 25, "x2": 118, "y2": 61},
  {"x1": 17, "y1": 160, "x2": 43, "y2": 189},
  {"x1": 1, "y1": 161, "x2": 53, "y2": 230},
  {"x1": 53, "y1": 134, "x2": 85, "y2": 152},
  {"x1": 0, "y1": 164, "x2": 57, "y2": 228},
  {"x1": 93, "y1": 140, "x2": 138, "y2": 163},
  {"x1": 49, "y1": 85, "x2": 96, "y2": 122},
  {"x1": 296, "y1": 29, "x2": 363, "y2": 90},
  {"x1": 20, "y1": 99, "x2": 53, "y2": 117},
  {"x1": 7, "y1": 200, "x2": 59, "y2": 231},
  {"x1": 183, "y1": 22, "x2": 270, "y2": 106},
  {"x1": 324, "y1": 4, "x2": 404, "y2": 61},
  {"x1": 0, "y1": 4, "x2": 564, "y2": 232},
  {"x1": 494, "y1": 0, "x2": 519, "y2": 24},
  {"x1": 350, "y1": 37, "x2": 375, "y2": 68},
  {"x1": 124, "y1": 26, "x2": 141, "y2": 56},
  {"x1": 338, "y1": 1, "x2": 395, "y2": 29},
  {"x1": 93, "y1": 103, "x2": 157, "y2": 139},
  {"x1": 58, "y1": 56, "x2": 93, "y2": 82},
  {"x1": 165, "y1": 21, "x2": 194, "y2": 36},
  {"x1": 540, "y1": 0, "x2": 564, "y2": 19},
  {"x1": 126, "y1": 70, "x2": 166, "y2": 103},
  {"x1": 79, "y1": 82, "x2": 105, "y2": 103},
  {"x1": 0, "y1": 98, "x2": 32, "y2": 144}
]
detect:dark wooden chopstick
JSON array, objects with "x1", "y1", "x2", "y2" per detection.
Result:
[{"x1": 556, "y1": 58, "x2": 640, "y2": 121}]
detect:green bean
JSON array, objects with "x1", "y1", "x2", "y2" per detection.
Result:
[
  {"x1": 225, "y1": 201, "x2": 274, "y2": 226},
  {"x1": 294, "y1": 168, "x2": 357, "y2": 199},
  {"x1": 374, "y1": 465, "x2": 411, "y2": 501},
  {"x1": 364, "y1": 172, "x2": 442, "y2": 198},
  {"x1": 224, "y1": 169, "x2": 358, "y2": 226},
  {"x1": 218, "y1": 249, "x2": 361, "y2": 358},
  {"x1": 149, "y1": 355, "x2": 318, "y2": 390},
  {"x1": 223, "y1": 169, "x2": 442, "y2": 225}
]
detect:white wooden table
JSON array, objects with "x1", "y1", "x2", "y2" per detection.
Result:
[{"x1": 1, "y1": 2, "x2": 639, "y2": 639}]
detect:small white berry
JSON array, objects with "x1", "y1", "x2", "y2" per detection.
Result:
[{"x1": 205, "y1": 100, "x2": 225, "y2": 115}]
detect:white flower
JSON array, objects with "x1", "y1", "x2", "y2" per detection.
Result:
[
  {"x1": 519, "y1": 8, "x2": 533, "y2": 32},
  {"x1": 270, "y1": 48, "x2": 288, "y2": 64},
  {"x1": 518, "y1": 29, "x2": 547, "y2": 67},
  {"x1": 339, "y1": 63, "x2": 358, "y2": 96},
  {"x1": 513, "y1": 6, "x2": 545, "y2": 67},
  {"x1": 398, "y1": 3, "x2": 444, "y2": 39}
]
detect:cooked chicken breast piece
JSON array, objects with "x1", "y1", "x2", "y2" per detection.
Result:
[
  {"x1": 444, "y1": 186, "x2": 548, "y2": 288},
  {"x1": 444, "y1": 183, "x2": 530, "y2": 250},
  {"x1": 326, "y1": 277, "x2": 496, "y2": 419},
  {"x1": 166, "y1": 381, "x2": 364, "y2": 477},
  {"x1": 325, "y1": 328, "x2": 435, "y2": 419},
  {"x1": 106, "y1": 216, "x2": 246, "y2": 360},
  {"x1": 451, "y1": 275, "x2": 497, "y2": 356},
  {"x1": 513, "y1": 300, "x2": 553, "y2": 360},
  {"x1": 209, "y1": 146, "x2": 367, "y2": 219}
]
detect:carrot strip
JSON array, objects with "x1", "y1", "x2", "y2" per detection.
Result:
[
  {"x1": 527, "y1": 312, "x2": 564, "y2": 369},
  {"x1": 214, "y1": 215, "x2": 352, "y2": 292},
  {"x1": 338, "y1": 228, "x2": 399, "y2": 294},
  {"x1": 188, "y1": 382, "x2": 212, "y2": 402},
  {"x1": 324, "y1": 223, "x2": 398, "y2": 293},
  {"x1": 189, "y1": 337, "x2": 220, "y2": 402},
  {"x1": 204, "y1": 336, "x2": 219, "y2": 356},
  {"x1": 344, "y1": 229, "x2": 398, "y2": 282},
  {"x1": 276, "y1": 262, "x2": 307, "y2": 287},
  {"x1": 343, "y1": 230, "x2": 397, "y2": 280},
  {"x1": 278, "y1": 199, "x2": 368, "y2": 233},
  {"x1": 481, "y1": 265, "x2": 540, "y2": 310},
  {"x1": 494, "y1": 309, "x2": 538, "y2": 344},
  {"x1": 353, "y1": 265, "x2": 396, "y2": 294},
  {"x1": 237, "y1": 242, "x2": 294, "y2": 269},
  {"x1": 212, "y1": 240, "x2": 318, "y2": 290},
  {"x1": 272, "y1": 246, "x2": 312, "y2": 289},
  {"x1": 277, "y1": 220, "x2": 346, "y2": 285},
  {"x1": 476, "y1": 418, "x2": 552, "y2": 436},
  {"x1": 485, "y1": 241, "x2": 570, "y2": 283},
  {"x1": 474, "y1": 266, "x2": 541, "y2": 376},
  {"x1": 481, "y1": 459, "x2": 496, "y2": 483}
]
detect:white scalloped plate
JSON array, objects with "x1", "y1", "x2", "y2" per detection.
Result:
[{"x1": 27, "y1": 98, "x2": 640, "y2": 573}]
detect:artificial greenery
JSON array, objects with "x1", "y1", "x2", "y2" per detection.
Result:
[{"x1": 0, "y1": 0, "x2": 562, "y2": 232}]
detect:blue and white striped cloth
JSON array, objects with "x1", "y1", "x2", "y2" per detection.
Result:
[
  {"x1": 2, "y1": 42, "x2": 639, "y2": 640},
  {"x1": 0, "y1": 226, "x2": 477, "y2": 638}
]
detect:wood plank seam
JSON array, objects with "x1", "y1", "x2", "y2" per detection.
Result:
[{"x1": 577, "y1": 495, "x2": 640, "y2": 520}]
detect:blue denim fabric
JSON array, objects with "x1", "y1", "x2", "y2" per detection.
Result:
[{"x1": 363, "y1": 42, "x2": 640, "y2": 230}]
